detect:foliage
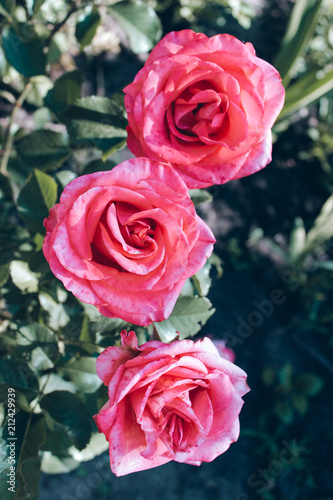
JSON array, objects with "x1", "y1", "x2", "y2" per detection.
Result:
[{"x1": 0, "y1": 0, "x2": 332, "y2": 498}]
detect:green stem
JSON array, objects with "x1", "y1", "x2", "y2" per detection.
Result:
[
  {"x1": 0, "y1": 80, "x2": 33, "y2": 176},
  {"x1": 0, "y1": 4, "x2": 15, "y2": 25},
  {"x1": 13, "y1": 374, "x2": 50, "y2": 500},
  {"x1": 62, "y1": 338, "x2": 104, "y2": 353}
]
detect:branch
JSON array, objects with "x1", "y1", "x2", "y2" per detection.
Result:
[
  {"x1": 0, "y1": 80, "x2": 33, "y2": 176},
  {"x1": 44, "y1": 2, "x2": 80, "y2": 47}
]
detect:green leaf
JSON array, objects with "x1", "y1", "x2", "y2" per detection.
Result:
[
  {"x1": 20, "y1": 457, "x2": 41, "y2": 499},
  {"x1": 15, "y1": 130, "x2": 71, "y2": 171},
  {"x1": 29, "y1": 249, "x2": 51, "y2": 274},
  {"x1": 41, "y1": 452, "x2": 79, "y2": 474},
  {"x1": 279, "y1": 67, "x2": 333, "y2": 119},
  {"x1": 58, "y1": 357, "x2": 102, "y2": 394},
  {"x1": 26, "y1": 0, "x2": 45, "y2": 16},
  {"x1": 192, "y1": 261, "x2": 212, "y2": 297},
  {"x1": 154, "y1": 296, "x2": 215, "y2": 343},
  {"x1": 60, "y1": 96, "x2": 127, "y2": 152},
  {"x1": 10, "y1": 260, "x2": 39, "y2": 293},
  {"x1": 0, "y1": 0, "x2": 15, "y2": 16},
  {"x1": 317, "y1": 261, "x2": 333, "y2": 271},
  {"x1": 0, "y1": 172, "x2": 13, "y2": 201},
  {"x1": 67, "y1": 432, "x2": 109, "y2": 462},
  {"x1": 1, "y1": 24, "x2": 47, "y2": 77},
  {"x1": 295, "y1": 374, "x2": 323, "y2": 396},
  {"x1": 44, "y1": 70, "x2": 83, "y2": 115},
  {"x1": 262, "y1": 367, "x2": 276, "y2": 386},
  {"x1": 15, "y1": 414, "x2": 45, "y2": 500},
  {"x1": 209, "y1": 252, "x2": 223, "y2": 279},
  {"x1": 17, "y1": 169, "x2": 58, "y2": 233},
  {"x1": 0, "y1": 262, "x2": 10, "y2": 287},
  {"x1": 40, "y1": 391, "x2": 91, "y2": 450},
  {"x1": 275, "y1": 400, "x2": 294, "y2": 425},
  {"x1": 189, "y1": 189, "x2": 213, "y2": 206},
  {"x1": 40, "y1": 374, "x2": 76, "y2": 396},
  {"x1": 82, "y1": 159, "x2": 116, "y2": 176},
  {"x1": 273, "y1": 0, "x2": 323, "y2": 87},
  {"x1": 26, "y1": 75, "x2": 53, "y2": 108},
  {"x1": 0, "y1": 358, "x2": 39, "y2": 402},
  {"x1": 108, "y1": 1, "x2": 162, "y2": 54},
  {"x1": 82, "y1": 302, "x2": 128, "y2": 335},
  {"x1": 278, "y1": 364, "x2": 293, "y2": 391},
  {"x1": 75, "y1": 6, "x2": 101, "y2": 49},
  {"x1": 55, "y1": 170, "x2": 77, "y2": 188},
  {"x1": 292, "y1": 394, "x2": 308, "y2": 415},
  {"x1": 7, "y1": 156, "x2": 31, "y2": 189},
  {"x1": 288, "y1": 216, "x2": 306, "y2": 262},
  {"x1": 79, "y1": 314, "x2": 92, "y2": 343},
  {"x1": 180, "y1": 278, "x2": 195, "y2": 297},
  {"x1": 302, "y1": 195, "x2": 333, "y2": 258},
  {"x1": 39, "y1": 291, "x2": 71, "y2": 330},
  {"x1": 17, "y1": 323, "x2": 58, "y2": 367}
]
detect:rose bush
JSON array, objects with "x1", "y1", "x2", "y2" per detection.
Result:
[
  {"x1": 43, "y1": 158, "x2": 215, "y2": 326},
  {"x1": 94, "y1": 330, "x2": 249, "y2": 476},
  {"x1": 124, "y1": 29, "x2": 285, "y2": 188}
]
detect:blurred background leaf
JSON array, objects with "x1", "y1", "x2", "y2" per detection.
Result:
[{"x1": 108, "y1": 1, "x2": 162, "y2": 54}]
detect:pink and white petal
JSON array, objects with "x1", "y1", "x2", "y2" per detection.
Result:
[
  {"x1": 250, "y1": 57, "x2": 285, "y2": 128},
  {"x1": 191, "y1": 388, "x2": 214, "y2": 435},
  {"x1": 46, "y1": 248, "x2": 100, "y2": 305},
  {"x1": 93, "y1": 278, "x2": 185, "y2": 326},
  {"x1": 93, "y1": 401, "x2": 117, "y2": 439},
  {"x1": 43, "y1": 206, "x2": 60, "y2": 261},
  {"x1": 183, "y1": 216, "x2": 215, "y2": 278},
  {"x1": 126, "y1": 126, "x2": 147, "y2": 158},
  {"x1": 145, "y1": 29, "x2": 207, "y2": 65},
  {"x1": 96, "y1": 345, "x2": 134, "y2": 386},
  {"x1": 52, "y1": 220, "x2": 117, "y2": 280},
  {"x1": 186, "y1": 418, "x2": 240, "y2": 463},
  {"x1": 213, "y1": 340, "x2": 236, "y2": 363},
  {"x1": 66, "y1": 187, "x2": 107, "y2": 260},
  {"x1": 232, "y1": 131, "x2": 272, "y2": 179},
  {"x1": 192, "y1": 352, "x2": 249, "y2": 396},
  {"x1": 143, "y1": 93, "x2": 212, "y2": 165},
  {"x1": 109, "y1": 399, "x2": 171, "y2": 476}
]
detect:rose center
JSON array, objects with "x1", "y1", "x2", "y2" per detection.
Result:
[
  {"x1": 164, "y1": 408, "x2": 193, "y2": 452},
  {"x1": 170, "y1": 81, "x2": 230, "y2": 141},
  {"x1": 91, "y1": 201, "x2": 156, "y2": 266},
  {"x1": 127, "y1": 221, "x2": 155, "y2": 248}
]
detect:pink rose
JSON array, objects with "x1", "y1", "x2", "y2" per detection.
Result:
[
  {"x1": 124, "y1": 30, "x2": 285, "y2": 188},
  {"x1": 43, "y1": 158, "x2": 214, "y2": 326},
  {"x1": 213, "y1": 339, "x2": 236, "y2": 363},
  {"x1": 94, "y1": 330, "x2": 249, "y2": 476}
]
